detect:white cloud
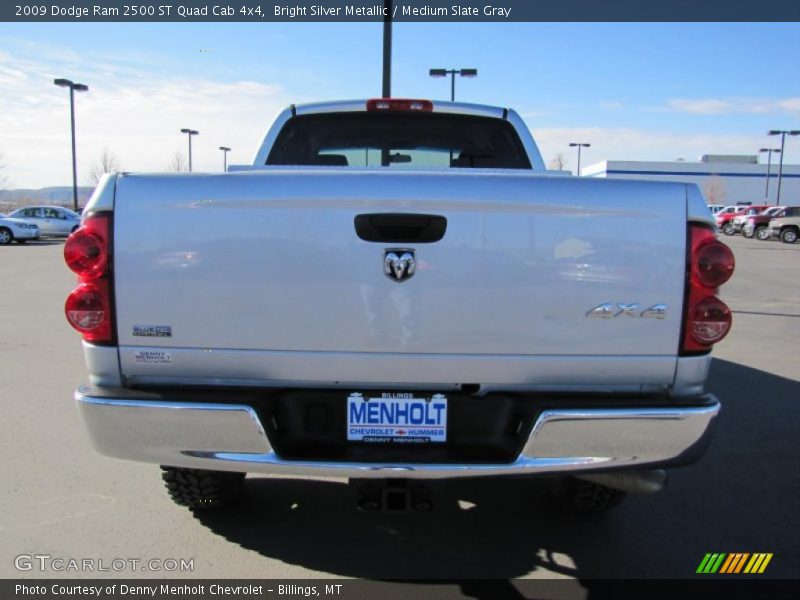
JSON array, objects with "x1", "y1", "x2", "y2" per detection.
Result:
[
  {"x1": 665, "y1": 99, "x2": 733, "y2": 115},
  {"x1": 0, "y1": 46, "x2": 290, "y2": 188},
  {"x1": 663, "y1": 97, "x2": 800, "y2": 115},
  {"x1": 777, "y1": 97, "x2": 800, "y2": 112}
]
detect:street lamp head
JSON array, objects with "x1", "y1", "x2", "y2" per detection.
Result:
[
  {"x1": 429, "y1": 69, "x2": 447, "y2": 78},
  {"x1": 789, "y1": 131, "x2": 800, "y2": 136},
  {"x1": 219, "y1": 146, "x2": 231, "y2": 152},
  {"x1": 180, "y1": 128, "x2": 199, "y2": 135},
  {"x1": 53, "y1": 78, "x2": 72, "y2": 87},
  {"x1": 459, "y1": 69, "x2": 478, "y2": 77},
  {"x1": 768, "y1": 130, "x2": 781, "y2": 136},
  {"x1": 73, "y1": 83, "x2": 88, "y2": 92}
]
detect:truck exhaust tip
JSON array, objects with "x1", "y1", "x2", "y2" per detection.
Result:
[{"x1": 575, "y1": 469, "x2": 667, "y2": 496}]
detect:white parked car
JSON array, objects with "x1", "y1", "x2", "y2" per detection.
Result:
[
  {"x1": 9, "y1": 206, "x2": 81, "y2": 237},
  {"x1": 0, "y1": 214, "x2": 40, "y2": 245},
  {"x1": 707, "y1": 204, "x2": 725, "y2": 215}
]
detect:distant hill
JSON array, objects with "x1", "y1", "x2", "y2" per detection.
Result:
[{"x1": 0, "y1": 186, "x2": 94, "y2": 210}]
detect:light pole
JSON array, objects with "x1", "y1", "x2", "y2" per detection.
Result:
[
  {"x1": 53, "y1": 78, "x2": 89, "y2": 212},
  {"x1": 569, "y1": 142, "x2": 591, "y2": 176},
  {"x1": 180, "y1": 128, "x2": 199, "y2": 171},
  {"x1": 758, "y1": 148, "x2": 781, "y2": 203},
  {"x1": 429, "y1": 68, "x2": 478, "y2": 101},
  {"x1": 383, "y1": 0, "x2": 392, "y2": 98},
  {"x1": 768, "y1": 130, "x2": 800, "y2": 205},
  {"x1": 219, "y1": 146, "x2": 231, "y2": 172}
]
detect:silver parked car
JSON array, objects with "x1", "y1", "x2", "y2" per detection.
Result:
[
  {"x1": 9, "y1": 206, "x2": 82, "y2": 237},
  {"x1": 0, "y1": 213, "x2": 40, "y2": 244}
]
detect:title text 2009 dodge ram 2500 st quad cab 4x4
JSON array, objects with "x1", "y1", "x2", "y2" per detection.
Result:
[{"x1": 66, "y1": 99, "x2": 734, "y2": 513}]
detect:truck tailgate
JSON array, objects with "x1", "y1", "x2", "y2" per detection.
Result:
[{"x1": 113, "y1": 169, "x2": 687, "y2": 390}]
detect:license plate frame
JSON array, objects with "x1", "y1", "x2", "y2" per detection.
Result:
[{"x1": 346, "y1": 392, "x2": 448, "y2": 444}]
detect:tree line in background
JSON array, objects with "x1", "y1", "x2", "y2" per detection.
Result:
[
  {"x1": 0, "y1": 148, "x2": 190, "y2": 210},
  {"x1": 1, "y1": 148, "x2": 728, "y2": 209},
  {"x1": 0, "y1": 151, "x2": 7, "y2": 190},
  {"x1": 549, "y1": 152, "x2": 568, "y2": 171},
  {"x1": 86, "y1": 147, "x2": 190, "y2": 182}
]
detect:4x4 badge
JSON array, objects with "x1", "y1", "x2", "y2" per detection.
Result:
[
  {"x1": 587, "y1": 303, "x2": 667, "y2": 319},
  {"x1": 384, "y1": 249, "x2": 416, "y2": 282}
]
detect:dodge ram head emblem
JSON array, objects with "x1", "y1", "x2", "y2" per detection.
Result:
[{"x1": 384, "y1": 249, "x2": 416, "y2": 282}]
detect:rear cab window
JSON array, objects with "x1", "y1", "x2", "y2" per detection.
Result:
[{"x1": 266, "y1": 112, "x2": 532, "y2": 169}]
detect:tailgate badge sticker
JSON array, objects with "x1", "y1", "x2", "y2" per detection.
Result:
[
  {"x1": 133, "y1": 325, "x2": 172, "y2": 337},
  {"x1": 134, "y1": 351, "x2": 172, "y2": 364},
  {"x1": 384, "y1": 249, "x2": 416, "y2": 282}
]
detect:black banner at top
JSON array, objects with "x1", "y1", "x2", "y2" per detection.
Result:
[{"x1": 3, "y1": 0, "x2": 800, "y2": 22}]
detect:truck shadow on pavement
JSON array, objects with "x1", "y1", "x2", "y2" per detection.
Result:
[
  {"x1": 192, "y1": 358, "x2": 799, "y2": 585},
  {"x1": 3, "y1": 239, "x2": 65, "y2": 247}
]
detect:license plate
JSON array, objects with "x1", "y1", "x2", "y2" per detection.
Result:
[{"x1": 347, "y1": 393, "x2": 448, "y2": 444}]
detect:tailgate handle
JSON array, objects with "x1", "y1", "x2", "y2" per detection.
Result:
[{"x1": 354, "y1": 213, "x2": 447, "y2": 243}]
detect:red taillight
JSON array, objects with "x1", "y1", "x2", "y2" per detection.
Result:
[
  {"x1": 65, "y1": 230, "x2": 108, "y2": 278},
  {"x1": 681, "y1": 224, "x2": 734, "y2": 354},
  {"x1": 64, "y1": 212, "x2": 115, "y2": 344},
  {"x1": 692, "y1": 237, "x2": 735, "y2": 288},
  {"x1": 688, "y1": 296, "x2": 732, "y2": 345},
  {"x1": 366, "y1": 98, "x2": 433, "y2": 112},
  {"x1": 65, "y1": 282, "x2": 112, "y2": 342}
]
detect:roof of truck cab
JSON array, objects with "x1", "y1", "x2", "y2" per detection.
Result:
[{"x1": 292, "y1": 99, "x2": 507, "y2": 119}]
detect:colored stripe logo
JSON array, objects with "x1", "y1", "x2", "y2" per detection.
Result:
[{"x1": 697, "y1": 553, "x2": 773, "y2": 574}]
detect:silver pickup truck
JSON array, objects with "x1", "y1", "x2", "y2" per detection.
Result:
[{"x1": 66, "y1": 99, "x2": 735, "y2": 513}]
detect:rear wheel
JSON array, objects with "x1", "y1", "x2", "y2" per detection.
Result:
[
  {"x1": 549, "y1": 476, "x2": 627, "y2": 514},
  {"x1": 755, "y1": 226, "x2": 769, "y2": 241},
  {"x1": 780, "y1": 228, "x2": 798, "y2": 244},
  {"x1": 161, "y1": 467, "x2": 245, "y2": 510},
  {"x1": 742, "y1": 227, "x2": 755, "y2": 239},
  {"x1": 0, "y1": 228, "x2": 13, "y2": 245},
  {"x1": 722, "y1": 223, "x2": 736, "y2": 236}
]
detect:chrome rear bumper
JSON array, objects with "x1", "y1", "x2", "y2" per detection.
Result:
[{"x1": 75, "y1": 386, "x2": 719, "y2": 479}]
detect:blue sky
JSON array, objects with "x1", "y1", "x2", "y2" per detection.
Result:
[{"x1": 0, "y1": 22, "x2": 798, "y2": 187}]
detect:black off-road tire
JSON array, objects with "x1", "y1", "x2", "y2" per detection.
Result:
[
  {"x1": 161, "y1": 466, "x2": 245, "y2": 510},
  {"x1": 550, "y1": 477, "x2": 627, "y2": 514},
  {"x1": 780, "y1": 228, "x2": 798, "y2": 244}
]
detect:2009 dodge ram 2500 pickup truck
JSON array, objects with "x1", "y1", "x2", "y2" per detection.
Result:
[{"x1": 66, "y1": 98, "x2": 735, "y2": 513}]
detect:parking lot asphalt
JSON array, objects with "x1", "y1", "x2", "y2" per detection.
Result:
[{"x1": 0, "y1": 234, "x2": 797, "y2": 583}]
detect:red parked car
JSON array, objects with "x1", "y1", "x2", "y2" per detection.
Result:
[{"x1": 717, "y1": 204, "x2": 769, "y2": 235}]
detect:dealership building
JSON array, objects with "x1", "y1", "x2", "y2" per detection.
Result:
[{"x1": 581, "y1": 155, "x2": 800, "y2": 206}]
